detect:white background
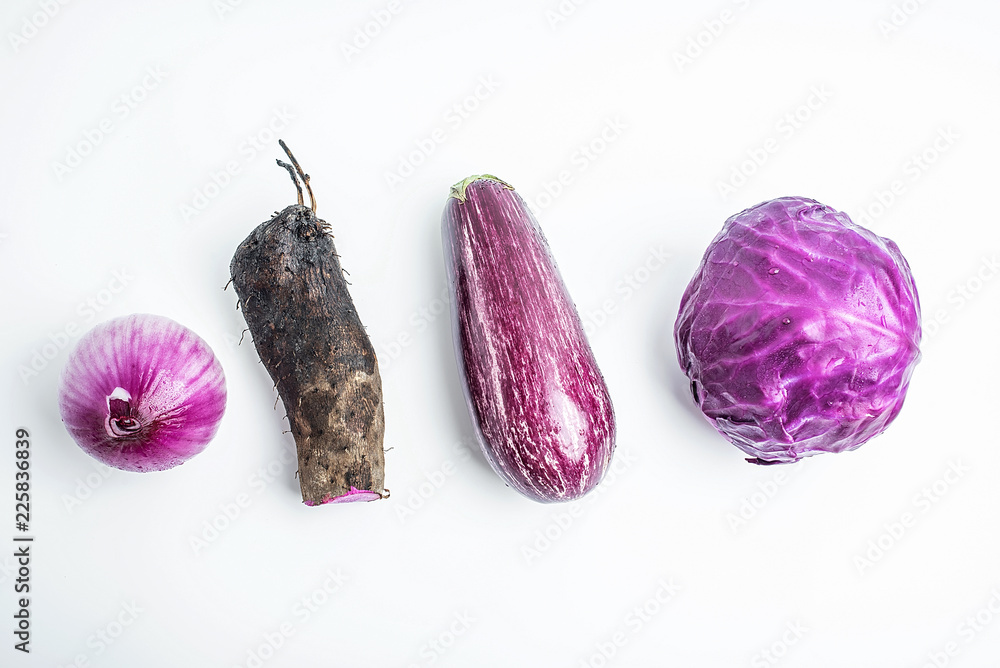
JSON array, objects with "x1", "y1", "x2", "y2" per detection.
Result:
[{"x1": 1, "y1": 1, "x2": 999, "y2": 666}]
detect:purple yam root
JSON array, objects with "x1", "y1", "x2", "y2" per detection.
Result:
[{"x1": 230, "y1": 143, "x2": 386, "y2": 505}]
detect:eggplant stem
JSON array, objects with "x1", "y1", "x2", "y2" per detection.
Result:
[
  {"x1": 449, "y1": 174, "x2": 514, "y2": 202},
  {"x1": 278, "y1": 139, "x2": 316, "y2": 213}
]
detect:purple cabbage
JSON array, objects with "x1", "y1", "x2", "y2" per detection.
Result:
[
  {"x1": 442, "y1": 175, "x2": 616, "y2": 502},
  {"x1": 675, "y1": 196, "x2": 921, "y2": 464}
]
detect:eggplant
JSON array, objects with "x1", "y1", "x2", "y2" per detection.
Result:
[{"x1": 442, "y1": 175, "x2": 616, "y2": 503}]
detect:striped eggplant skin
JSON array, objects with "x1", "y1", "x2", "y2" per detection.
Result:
[{"x1": 442, "y1": 175, "x2": 616, "y2": 503}]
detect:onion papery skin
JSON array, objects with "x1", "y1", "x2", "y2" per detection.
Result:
[
  {"x1": 675, "y1": 197, "x2": 921, "y2": 464},
  {"x1": 442, "y1": 175, "x2": 616, "y2": 503},
  {"x1": 58, "y1": 313, "x2": 227, "y2": 472}
]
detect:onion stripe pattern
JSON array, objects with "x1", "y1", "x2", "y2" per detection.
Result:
[{"x1": 58, "y1": 314, "x2": 227, "y2": 472}]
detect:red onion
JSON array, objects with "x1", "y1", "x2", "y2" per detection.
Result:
[
  {"x1": 58, "y1": 314, "x2": 227, "y2": 472},
  {"x1": 442, "y1": 175, "x2": 616, "y2": 502}
]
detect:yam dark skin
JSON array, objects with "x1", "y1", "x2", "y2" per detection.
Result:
[{"x1": 230, "y1": 141, "x2": 385, "y2": 505}]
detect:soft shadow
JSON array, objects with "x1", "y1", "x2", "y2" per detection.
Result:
[
  {"x1": 213, "y1": 231, "x2": 311, "y2": 501},
  {"x1": 249, "y1": 371, "x2": 302, "y2": 498},
  {"x1": 650, "y1": 258, "x2": 725, "y2": 444},
  {"x1": 426, "y1": 211, "x2": 495, "y2": 477}
]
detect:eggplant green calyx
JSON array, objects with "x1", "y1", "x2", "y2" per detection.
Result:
[{"x1": 449, "y1": 174, "x2": 514, "y2": 203}]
